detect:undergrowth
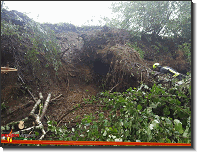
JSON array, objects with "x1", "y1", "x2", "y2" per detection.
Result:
[{"x1": 46, "y1": 76, "x2": 191, "y2": 145}]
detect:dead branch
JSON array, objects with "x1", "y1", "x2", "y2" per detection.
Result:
[
  {"x1": 18, "y1": 75, "x2": 37, "y2": 103},
  {"x1": 2, "y1": 92, "x2": 52, "y2": 141},
  {"x1": 39, "y1": 92, "x2": 44, "y2": 100},
  {"x1": 51, "y1": 94, "x2": 63, "y2": 101},
  {"x1": 30, "y1": 98, "x2": 41, "y2": 115},
  {"x1": 108, "y1": 83, "x2": 120, "y2": 93},
  {"x1": 15, "y1": 126, "x2": 35, "y2": 133},
  {"x1": 56, "y1": 103, "x2": 83, "y2": 127},
  {"x1": 39, "y1": 128, "x2": 46, "y2": 140}
]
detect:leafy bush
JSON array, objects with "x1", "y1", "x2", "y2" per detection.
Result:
[{"x1": 47, "y1": 79, "x2": 191, "y2": 144}]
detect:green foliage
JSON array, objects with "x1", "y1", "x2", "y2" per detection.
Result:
[
  {"x1": 127, "y1": 42, "x2": 145, "y2": 59},
  {"x1": 166, "y1": 1, "x2": 191, "y2": 40},
  {"x1": 23, "y1": 21, "x2": 62, "y2": 74},
  {"x1": 24, "y1": 39, "x2": 40, "y2": 72},
  {"x1": 47, "y1": 79, "x2": 191, "y2": 144},
  {"x1": 103, "y1": 1, "x2": 191, "y2": 39},
  {"x1": 178, "y1": 43, "x2": 191, "y2": 65},
  {"x1": 151, "y1": 45, "x2": 160, "y2": 52},
  {"x1": 1, "y1": 102, "x2": 7, "y2": 110},
  {"x1": 1, "y1": 20, "x2": 20, "y2": 37}
]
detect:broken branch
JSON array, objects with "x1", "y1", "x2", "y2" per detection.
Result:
[
  {"x1": 40, "y1": 93, "x2": 51, "y2": 120},
  {"x1": 51, "y1": 94, "x2": 63, "y2": 101},
  {"x1": 108, "y1": 83, "x2": 119, "y2": 93}
]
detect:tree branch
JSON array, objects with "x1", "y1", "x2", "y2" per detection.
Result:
[{"x1": 40, "y1": 93, "x2": 51, "y2": 121}]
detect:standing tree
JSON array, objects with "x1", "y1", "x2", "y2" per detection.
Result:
[{"x1": 103, "y1": 1, "x2": 191, "y2": 40}]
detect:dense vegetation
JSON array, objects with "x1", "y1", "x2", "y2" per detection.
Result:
[
  {"x1": 46, "y1": 78, "x2": 191, "y2": 144},
  {"x1": 103, "y1": 1, "x2": 191, "y2": 40}
]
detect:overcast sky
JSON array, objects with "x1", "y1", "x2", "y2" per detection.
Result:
[{"x1": 3, "y1": 1, "x2": 116, "y2": 26}]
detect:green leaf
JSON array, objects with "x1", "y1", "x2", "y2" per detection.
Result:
[
  {"x1": 174, "y1": 119, "x2": 183, "y2": 134},
  {"x1": 138, "y1": 117, "x2": 143, "y2": 122},
  {"x1": 166, "y1": 138, "x2": 171, "y2": 143},
  {"x1": 137, "y1": 104, "x2": 142, "y2": 111},
  {"x1": 35, "y1": 131, "x2": 39, "y2": 136},
  {"x1": 159, "y1": 138, "x2": 165, "y2": 143},
  {"x1": 163, "y1": 106, "x2": 170, "y2": 116},
  {"x1": 150, "y1": 103, "x2": 157, "y2": 108},
  {"x1": 183, "y1": 126, "x2": 189, "y2": 138}
]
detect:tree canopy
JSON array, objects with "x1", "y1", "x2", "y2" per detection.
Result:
[{"x1": 104, "y1": 1, "x2": 191, "y2": 40}]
